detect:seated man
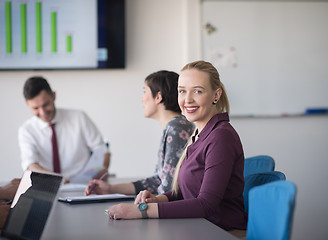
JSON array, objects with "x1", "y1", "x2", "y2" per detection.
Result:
[
  {"x1": 18, "y1": 76, "x2": 106, "y2": 183},
  {"x1": 0, "y1": 179, "x2": 20, "y2": 229}
]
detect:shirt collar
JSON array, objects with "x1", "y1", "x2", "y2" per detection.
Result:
[
  {"x1": 51, "y1": 108, "x2": 60, "y2": 124},
  {"x1": 35, "y1": 108, "x2": 60, "y2": 129},
  {"x1": 196, "y1": 112, "x2": 230, "y2": 142}
]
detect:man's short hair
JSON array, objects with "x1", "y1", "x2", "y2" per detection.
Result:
[{"x1": 23, "y1": 76, "x2": 53, "y2": 100}]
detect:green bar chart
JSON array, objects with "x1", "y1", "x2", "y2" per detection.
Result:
[
  {"x1": 3, "y1": 2, "x2": 73, "y2": 54},
  {"x1": 0, "y1": 0, "x2": 97, "y2": 69}
]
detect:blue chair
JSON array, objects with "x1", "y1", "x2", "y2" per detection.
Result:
[
  {"x1": 243, "y1": 171, "x2": 286, "y2": 213},
  {"x1": 244, "y1": 155, "x2": 275, "y2": 177},
  {"x1": 246, "y1": 181, "x2": 297, "y2": 240}
]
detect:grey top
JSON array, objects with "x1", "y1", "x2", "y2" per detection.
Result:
[{"x1": 133, "y1": 115, "x2": 194, "y2": 194}]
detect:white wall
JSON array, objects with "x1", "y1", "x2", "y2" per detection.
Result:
[
  {"x1": 232, "y1": 115, "x2": 328, "y2": 240},
  {"x1": 0, "y1": 0, "x2": 201, "y2": 181},
  {"x1": 0, "y1": 0, "x2": 327, "y2": 239}
]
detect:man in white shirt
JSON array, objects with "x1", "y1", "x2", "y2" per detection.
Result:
[{"x1": 18, "y1": 76, "x2": 106, "y2": 182}]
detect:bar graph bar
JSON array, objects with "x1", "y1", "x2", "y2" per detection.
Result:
[
  {"x1": 51, "y1": 12, "x2": 57, "y2": 52},
  {"x1": 5, "y1": 1, "x2": 12, "y2": 53},
  {"x1": 66, "y1": 35, "x2": 72, "y2": 53},
  {"x1": 21, "y1": 3, "x2": 27, "y2": 53},
  {"x1": 36, "y1": 2, "x2": 42, "y2": 53}
]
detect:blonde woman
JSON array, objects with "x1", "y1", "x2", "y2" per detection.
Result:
[{"x1": 108, "y1": 61, "x2": 247, "y2": 234}]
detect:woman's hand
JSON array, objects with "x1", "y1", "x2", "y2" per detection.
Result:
[
  {"x1": 84, "y1": 180, "x2": 110, "y2": 196},
  {"x1": 134, "y1": 190, "x2": 158, "y2": 204},
  {"x1": 63, "y1": 179, "x2": 70, "y2": 184},
  {"x1": 107, "y1": 203, "x2": 141, "y2": 220}
]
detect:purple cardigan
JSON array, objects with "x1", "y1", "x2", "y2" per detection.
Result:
[{"x1": 158, "y1": 112, "x2": 247, "y2": 230}]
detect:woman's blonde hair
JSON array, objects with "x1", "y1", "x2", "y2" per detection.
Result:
[{"x1": 171, "y1": 60, "x2": 230, "y2": 195}]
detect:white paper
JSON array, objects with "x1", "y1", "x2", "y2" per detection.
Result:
[
  {"x1": 70, "y1": 145, "x2": 106, "y2": 184},
  {"x1": 59, "y1": 183, "x2": 87, "y2": 192}
]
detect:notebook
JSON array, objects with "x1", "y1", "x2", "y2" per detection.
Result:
[
  {"x1": 0, "y1": 170, "x2": 63, "y2": 240},
  {"x1": 58, "y1": 193, "x2": 134, "y2": 204}
]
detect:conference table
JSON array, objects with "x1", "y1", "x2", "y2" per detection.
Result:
[{"x1": 41, "y1": 178, "x2": 238, "y2": 240}]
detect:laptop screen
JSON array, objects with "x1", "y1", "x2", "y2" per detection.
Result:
[{"x1": 1, "y1": 171, "x2": 62, "y2": 240}]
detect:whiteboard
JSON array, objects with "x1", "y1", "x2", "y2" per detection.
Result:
[{"x1": 202, "y1": 1, "x2": 328, "y2": 116}]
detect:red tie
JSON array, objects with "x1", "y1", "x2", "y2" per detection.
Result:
[{"x1": 50, "y1": 123, "x2": 61, "y2": 173}]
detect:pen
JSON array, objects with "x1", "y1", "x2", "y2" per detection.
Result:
[{"x1": 89, "y1": 172, "x2": 108, "y2": 192}]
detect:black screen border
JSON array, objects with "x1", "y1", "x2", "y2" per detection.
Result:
[{"x1": 0, "y1": 0, "x2": 125, "y2": 71}]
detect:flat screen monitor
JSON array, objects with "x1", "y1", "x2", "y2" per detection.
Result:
[{"x1": 0, "y1": 0, "x2": 125, "y2": 70}]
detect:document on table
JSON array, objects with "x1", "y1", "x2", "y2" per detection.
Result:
[
  {"x1": 59, "y1": 183, "x2": 88, "y2": 192},
  {"x1": 58, "y1": 194, "x2": 135, "y2": 204},
  {"x1": 70, "y1": 145, "x2": 106, "y2": 184}
]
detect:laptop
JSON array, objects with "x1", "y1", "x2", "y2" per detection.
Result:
[{"x1": 1, "y1": 170, "x2": 63, "y2": 240}]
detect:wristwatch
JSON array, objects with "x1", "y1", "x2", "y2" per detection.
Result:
[{"x1": 138, "y1": 203, "x2": 148, "y2": 219}]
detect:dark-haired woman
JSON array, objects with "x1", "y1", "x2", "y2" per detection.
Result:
[{"x1": 85, "y1": 70, "x2": 194, "y2": 196}]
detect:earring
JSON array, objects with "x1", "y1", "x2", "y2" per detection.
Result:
[{"x1": 212, "y1": 99, "x2": 218, "y2": 105}]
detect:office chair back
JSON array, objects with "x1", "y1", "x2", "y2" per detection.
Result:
[
  {"x1": 243, "y1": 171, "x2": 286, "y2": 213},
  {"x1": 244, "y1": 155, "x2": 275, "y2": 177},
  {"x1": 246, "y1": 180, "x2": 297, "y2": 240}
]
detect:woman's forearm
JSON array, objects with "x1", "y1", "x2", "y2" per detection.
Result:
[{"x1": 110, "y1": 182, "x2": 136, "y2": 195}]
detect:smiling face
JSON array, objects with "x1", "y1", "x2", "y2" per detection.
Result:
[
  {"x1": 26, "y1": 90, "x2": 56, "y2": 122},
  {"x1": 178, "y1": 69, "x2": 221, "y2": 131}
]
